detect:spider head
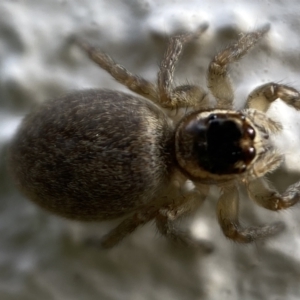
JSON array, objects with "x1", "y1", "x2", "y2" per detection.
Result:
[{"x1": 175, "y1": 110, "x2": 259, "y2": 182}]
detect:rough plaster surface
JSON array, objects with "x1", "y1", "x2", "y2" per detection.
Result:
[{"x1": 1, "y1": 0, "x2": 300, "y2": 299}]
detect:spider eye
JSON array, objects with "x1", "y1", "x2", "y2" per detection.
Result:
[
  {"x1": 245, "y1": 146, "x2": 256, "y2": 162},
  {"x1": 246, "y1": 125, "x2": 255, "y2": 139},
  {"x1": 207, "y1": 114, "x2": 218, "y2": 122}
]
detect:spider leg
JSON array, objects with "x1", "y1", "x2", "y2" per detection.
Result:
[
  {"x1": 155, "y1": 213, "x2": 213, "y2": 252},
  {"x1": 158, "y1": 24, "x2": 209, "y2": 109},
  {"x1": 250, "y1": 150, "x2": 283, "y2": 178},
  {"x1": 74, "y1": 38, "x2": 158, "y2": 102},
  {"x1": 101, "y1": 190, "x2": 211, "y2": 249},
  {"x1": 246, "y1": 82, "x2": 300, "y2": 112},
  {"x1": 245, "y1": 108, "x2": 283, "y2": 135},
  {"x1": 99, "y1": 208, "x2": 157, "y2": 248},
  {"x1": 155, "y1": 184, "x2": 213, "y2": 251},
  {"x1": 217, "y1": 185, "x2": 284, "y2": 243},
  {"x1": 247, "y1": 177, "x2": 300, "y2": 210},
  {"x1": 208, "y1": 25, "x2": 270, "y2": 109}
]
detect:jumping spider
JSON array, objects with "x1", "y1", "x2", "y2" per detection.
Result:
[{"x1": 9, "y1": 24, "x2": 300, "y2": 249}]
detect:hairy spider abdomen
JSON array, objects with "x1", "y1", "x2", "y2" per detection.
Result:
[{"x1": 9, "y1": 89, "x2": 175, "y2": 221}]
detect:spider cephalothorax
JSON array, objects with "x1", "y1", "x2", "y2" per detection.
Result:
[{"x1": 175, "y1": 106, "x2": 281, "y2": 184}]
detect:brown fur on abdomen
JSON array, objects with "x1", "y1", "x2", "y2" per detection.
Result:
[{"x1": 9, "y1": 89, "x2": 175, "y2": 221}]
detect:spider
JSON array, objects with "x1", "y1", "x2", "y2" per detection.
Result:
[{"x1": 8, "y1": 23, "x2": 300, "y2": 250}]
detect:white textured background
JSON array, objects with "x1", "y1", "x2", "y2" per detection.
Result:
[{"x1": 1, "y1": 0, "x2": 300, "y2": 299}]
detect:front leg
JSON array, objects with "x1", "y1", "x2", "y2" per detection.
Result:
[
  {"x1": 246, "y1": 82, "x2": 300, "y2": 112},
  {"x1": 217, "y1": 185, "x2": 284, "y2": 243},
  {"x1": 247, "y1": 177, "x2": 300, "y2": 210}
]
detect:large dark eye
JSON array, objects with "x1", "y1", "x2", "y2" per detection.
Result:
[{"x1": 193, "y1": 115, "x2": 251, "y2": 174}]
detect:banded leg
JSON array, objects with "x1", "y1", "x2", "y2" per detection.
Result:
[
  {"x1": 247, "y1": 177, "x2": 300, "y2": 210},
  {"x1": 208, "y1": 24, "x2": 270, "y2": 109},
  {"x1": 158, "y1": 23, "x2": 209, "y2": 109},
  {"x1": 75, "y1": 38, "x2": 158, "y2": 102},
  {"x1": 246, "y1": 82, "x2": 300, "y2": 112},
  {"x1": 217, "y1": 185, "x2": 284, "y2": 243}
]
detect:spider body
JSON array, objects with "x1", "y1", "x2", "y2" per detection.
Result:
[{"x1": 8, "y1": 24, "x2": 300, "y2": 248}]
